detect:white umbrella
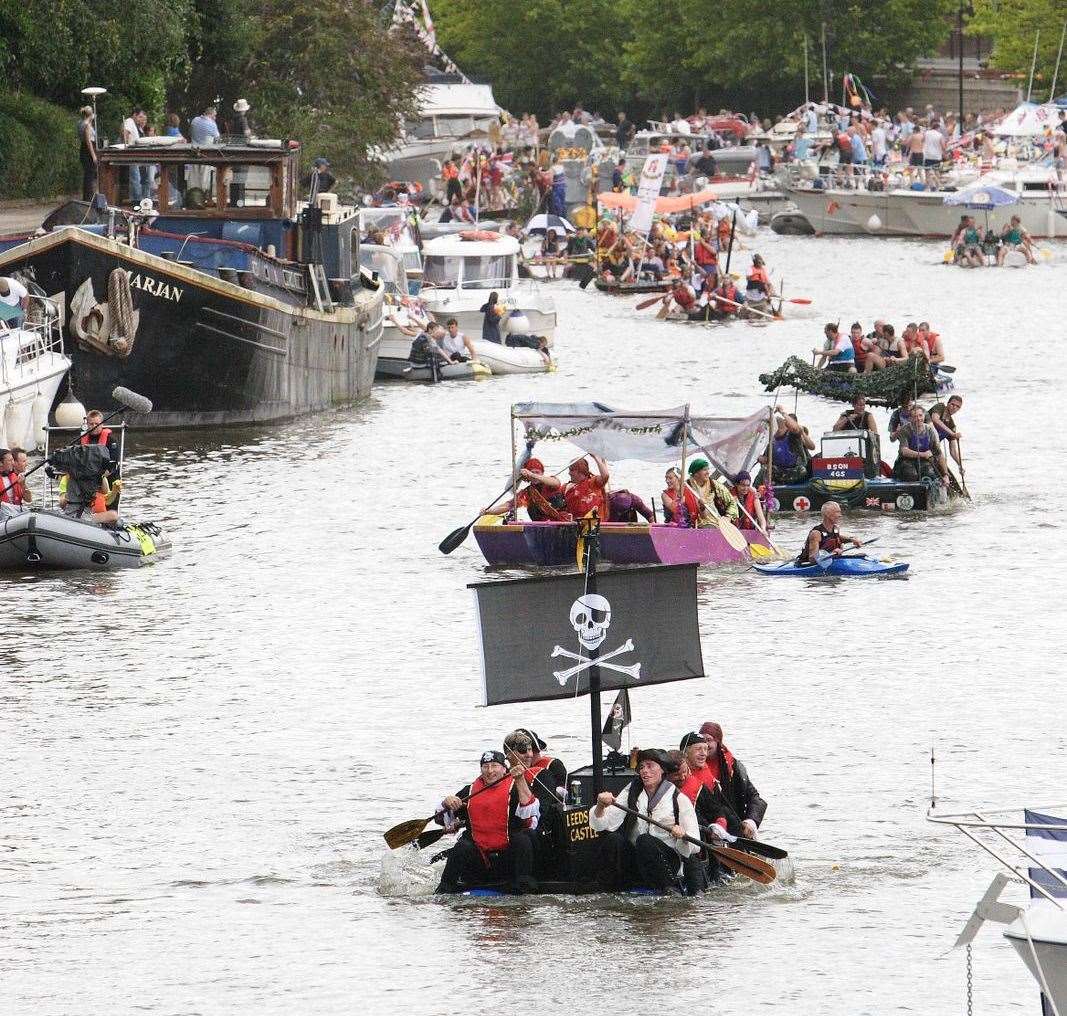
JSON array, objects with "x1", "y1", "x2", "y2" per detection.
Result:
[{"x1": 525, "y1": 213, "x2": 576, "y2": 235}]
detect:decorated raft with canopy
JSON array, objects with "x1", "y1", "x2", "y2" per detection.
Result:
[
  {"x1": 472, "y1": 402, "x2": 775, "y2": 567},
  {"x1": 756, "y1": 354, "x2": 959, "y2": 514}
]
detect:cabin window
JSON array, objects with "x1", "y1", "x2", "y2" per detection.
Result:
[
  {"x1": 423, "y1": 255, "x2": 459, "y2": 288},
  {"x1": 225, "y1": 165, "x2": 273, "y2": 208},
  {"x1": 409, "y1": 118, "x2": 436, "y2": 140},
  {"x1": 461, "y1": 255, "x2": 512, "y2": 289},
  {"x1": 116, "y1": 162, "x2": 162, "y2": 206},
  {"x1": 437, "y1": 115, "x2": 475, "y2": 136},
  {"x1": 180, "y1": 164, "x2": 219, "y2": 209}
]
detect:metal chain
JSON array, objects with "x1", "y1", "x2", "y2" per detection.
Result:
[{"x1": 966, "y1": 943, "x2": 974, "y2": 1016}]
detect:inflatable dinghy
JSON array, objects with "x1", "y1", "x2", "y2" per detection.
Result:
[{"x1": 0, "y1": 509, "x2": 169, "y2": 570}]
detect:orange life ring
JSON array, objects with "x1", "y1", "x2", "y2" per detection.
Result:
[{"x1": 459, "y1": 229, "x2": 501, "y2": 241}]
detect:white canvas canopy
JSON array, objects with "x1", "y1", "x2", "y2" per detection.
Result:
[
  {"x1": 994, "y1": 102, "x2": 1062, "y2": 136},
  {"x1": 512, "y1": 403, "x2": 770, "y2": 480}
]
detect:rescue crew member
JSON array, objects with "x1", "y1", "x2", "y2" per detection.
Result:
[
  {"x1": 893, "y1": 403, "x2": 949, "y2": 487},
  {"x1": 9, "y1": 447, "x2": 31, "y2": 504},
  {"x1": 698, "y1": 721, "x2": 769, "y2": 840},
  {"x1": 755, "y1": 408, "x2": 815, "y2": 486},
  {"x1": 686, "y1": 458, "x2": 740, "y2": 526},
  {"x1": 590, "y1": 748, "x2": 700, "y2": 893},
  {"x1": 745, "y1": 254, "x2": 774, "y2": 302},
  {"x1": 814, "y1": 322, "x2": 857, "y2": 373},
  {"x1": 80, "y1": 409, "x2": 121, "y2": 483},
  {"x1": 730, "y1": 471, "x2": 766, "y2": 531},
  {"x1": 434, "y1": 750, "x2": 540, "y2": 895},
  {"x1": 798, "y1": 500, "x2": 862, "y2": 565},
  {"x1": 562, "y1": 454, "x2": 609, "y2": 519}
]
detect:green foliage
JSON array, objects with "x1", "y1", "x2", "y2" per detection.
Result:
[
  {"x1": 244, "y1": 0, "x2": 424, "y2": 184},
  {"x1": 0, "y1": 93, "x2": 80, "y2": 199},
  {"x1": 435, "y1": 0, "x2": 956, "y2": 119},
  {"x1": 968, "y1": 0, "x2": 1067, "y2": 98}
]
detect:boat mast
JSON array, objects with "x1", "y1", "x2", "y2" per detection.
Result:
[
  {"x1": 1050, "y1": 22, "x2": 1067, "y2": 102},
  {"x1": 803, "y1": 34, "x2": 810, "y2": 106},
  {"x1": 821, "y1": 22, "x2": 829, "y2": 104},
  {"x1": 1026, "y1": 30, "x2": 1040, "y2": 103},
  {"x1": 957, "y1": 2, "x2": 964, "y2": 123},
  {"x1": 583, "y1": 516, "x2": 605, "y2": 794}
]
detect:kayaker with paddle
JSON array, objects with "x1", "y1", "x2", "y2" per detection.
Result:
[
  {"x1": 698, "y1": 722, "x2": 768, "y2": 841},
  {"x1": 686, "y1": 458, "x2": 739, "y2": 526},
  {"x1": 798, "y1": 501, "x2": 862, "y2": 566},
  {"x1": 589, "y1": 748, "x2": 700, "y2": 893},
  {"x1": 434, "y1": 750, "x2": 540, "y2": 895}
]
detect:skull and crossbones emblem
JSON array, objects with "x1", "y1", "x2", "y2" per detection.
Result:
[{"x1": 551, "y1": 593, "x2": 641, "y2": 686}]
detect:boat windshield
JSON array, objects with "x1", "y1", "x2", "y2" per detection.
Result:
[
  {"x1": 436, "y1": 115, "x2": 476, "y2": 136},
  {"x1": 423, "y1": 255, "x2": 460, "y2": 288},
  {"x1": 461, "y1": 255, "x2": 513, "y2": 289},
  {"x1": 358, "y1": 251, "x2": 405, "y2": 295},
  {"x1": 402, "y1": 251, "x2": 423, "y2": 275}
]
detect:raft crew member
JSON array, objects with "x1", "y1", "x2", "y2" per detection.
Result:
[
  {"x1": 847, "y1": 322, "x2": 869, "y2": 372},
  {"x1": 434, "y1": 750, "x2": 540, "y2": 895},
  {"x1": 503, "y1": 729, "x2": 567, "y2": 812},
  {"x1": 677, "y1": 735, "x2": 742, "y2": 841},
  {"x1": 813, "y1": 322, "x2": 856, "y2": 373},
  {"x1": 893, "y1": 403, "x2": 949, "y2": 487},
  {"x1": 491, "y1": 458, "x2": 569, "y2": 522},
  {"x1": 864, "y1": 323, "x2": 906, "y2": 373},
  {"x1": 745, "y1": 254, "x2": 774, "y2": 302},
  {"x1": 666, "y1": 749, "x2": 733, "y2": 891},
  {"x1": 709, "y1": 275, "x2": 743, "y2": 317},
  {"x1": 698, "y1": 722, "x2": 768, "y2": 840},
  {"x1": 998, "y1": 216, "x2": 1036, "y2": 265},
  {"x1": 441, "y1": 318, "x2": 477, "y2": 363},
  {"x1": 81, "y1": 409, "x2": 121, "y2": 485},
  {"x1": 693, "y1": 229, "x2": 719, "y2": 279},
  {"x1": 955, "y1": 215, "x2": 984, "y2": 267},
  {"x1": 889, "y1": 394, "x2": 920, "y2": 444},
  {"x1": 916, "y1": 322, "x2": 945, "y2": 365},
  {"x1": 590, "y1": 748, "x2": 700, "y2": 893},
  {"x1": 0, "y1": 276, "x2": 29, "y2": 329},
  {"x1": 798, "y1": 500, "x2": 862, "y2": 565},
  {"x1": 686, "y1": 458, "x2": 740, "y2": 526},
  {"x1": 608, "y1": 490, "x2": 654, "y2": 523},
  {"x1": 756, "y1": 408, "x2": 815, "y2": 486},
  {"x1": 730, "y1": 471, "x2": 766, "y2": 531},
  {"x1": 563, "y1": 454, "x2": 610, "y2": 520},
  {"x1": 664, "y1": 278, "x2": 700, "y2": 318},
  {"x1": 662, "y1": 467, "x2": 698, "y2": 526},
  {"x1": 929, "y1": 395, "x2": 963, "y2": 471}
]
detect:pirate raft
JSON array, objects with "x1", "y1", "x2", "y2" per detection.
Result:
[
  {"x1": 757, "y1": 355, "x2": 966, "y2": 513},
  {"x1": 381, "y1": 521, "x2": 789, "y2": 897},
  {"x1": 469, "y1": 402, "x2": 776, "y2": 567}
]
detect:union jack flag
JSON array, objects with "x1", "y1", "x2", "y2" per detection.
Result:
[{"x1": 865, "y1": 496, "x2": 881, "y2": 507}]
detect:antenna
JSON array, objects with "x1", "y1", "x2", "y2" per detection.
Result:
[{"x1": 930, "y1": 744, "x2": 937, "y2": 810}]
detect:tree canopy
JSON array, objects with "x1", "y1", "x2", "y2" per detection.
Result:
[{"x1": 968, "y1": 0, "x2": 1067, "y2": 100}]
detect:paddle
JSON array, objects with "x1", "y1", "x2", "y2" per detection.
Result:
[
  {"x1": 710, "y1": 292, "x2": 778, "y2": 321},
  {"x1": 957, "y1": 443, "x2": 970, "y2": 498},
  {"x1": 656, "y1": 295, "x2": 673, "y2": 320},
  {"x1": 815, "y1": 538, "x2": 878, "y2": 569},
  {"x1": 384, "y1": 774, "x2": 516, "y2": 849},
  {"x1": 634, "y1": 294, "x2": 664, "y2": 311},
  {"x1": 608, "y1": 801, "x2": 776, "y2": 884},
  {"x1": 723, "y1": 833, "x2": 789, "y2": 861}
]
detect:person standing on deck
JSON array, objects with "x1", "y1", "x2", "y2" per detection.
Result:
[
  {"x1": 78, "y1": 107, "x2": 98, "y2": 201},
  {"x1": 190, "y1": 106, "x2": 220, "y2": 145}
]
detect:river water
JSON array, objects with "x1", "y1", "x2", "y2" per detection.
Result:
[{"x1": 2, "y1": 233, "x2": 1063, "y2": 1015}]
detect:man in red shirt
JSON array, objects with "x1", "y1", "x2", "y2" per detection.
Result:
[{"x1": 562, "y1": 454, "x2": 609, "y2": 519}]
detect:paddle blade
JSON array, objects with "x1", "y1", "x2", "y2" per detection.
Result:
[
  {"x1": 815, "y1": 550, "x2": 833, "y2": 570},
  {"x1": 439, "y1": 524, "x2": 472, "y2": 555},
  {"x1": 719, "y1": 518, "x2": 749, "y2": 553},
  {"x1": 415, "y1": 827, "x2": 449, "y2": 850},
  {"x1": 711, "y1": 844, "x2": 776, "y2": 884},
  {"x1": 384, "y1": 817, "x2": 431, "y2": 850},
  {"x1": 635, "y1": 294, "x2": 663, "y2": 310},
  {"x1": 786, "y1": 298, "x2": 812, "y2": 305},
  {"x1": 734, "y1": 836, "x2": 788, "y2": 861}
]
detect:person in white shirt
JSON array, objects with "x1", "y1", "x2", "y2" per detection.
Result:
[
  {"x1": 922, "y1": 124, "x2": 945, "y2": 187},
  {"x1": 0, "y1": 276, "x2": 29, "y2": 328},
  {"x1": 871, "y1": 121, "x2": 888, "y2": 166},
  {"x1": 590, "y1": 748, "x2": 700, "y2": 892},
  {"x1": 440, "y1": 317, "x2": 477, "y2": 362},
  {"x1": 122, "y1": 107, "x2": 148, "y2": 203}
]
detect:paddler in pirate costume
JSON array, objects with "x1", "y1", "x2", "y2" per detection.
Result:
[
  {"x1": 589, "y1": 748, "x2": 700, "y2": 893},
  {"x1": 685, "y1": 458, "x2": 740, "y2": 527},
  {"x1": 668, "y1": 744, "x2": 738, "y2": 888},
  {"x1": 698, "y1": 722, "x2": 768, "y2": 840},
  {"x1": 434, "y1": 750, "x2": 540, "y2": 894},
  {"x1": 562, "y1": 454, "x2": 609, "y2": 520},
  {"x1": 491, "y1": 458, "x2": 572, "y2": 522},
  {"x1": 504, "y1": 729, "x2": 569, "y2": 877}
]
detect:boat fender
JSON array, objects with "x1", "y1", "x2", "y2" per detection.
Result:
[
  {"x1": 866, "y1": 214, "x2": 882, "y2": 232},
  {"x1": 24, "y1": 513, "x2": 41, "y2": 564}
]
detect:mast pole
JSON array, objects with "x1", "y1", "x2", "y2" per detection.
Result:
[
  {"x1": 821, "y1": 22, "x2": 829, "y2": 105},
  {"x1": 510, "y1": 405, "x2": 518, "y2": 510},
  {"x1": 1050, "y1": 22, "x2": 1067, "y2": 102},
  {"x1": 958, "y1": 2, "x2": 965, "y2": 124},
  {"x1": 1027, "y1": 30, "x2": 1041, "y2": 103},
  {"x1": 803, "y1": 34, "x2": 810, "y2": 106},
  {"x1": 585, "y1": 517, "x2": 604, "y2": 794},
  {"x1": 766, "y1": 405, "x2": 774, "y2": 512}
]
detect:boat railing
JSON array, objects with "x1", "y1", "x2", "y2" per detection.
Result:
[
  {"x1": 2, "y1": 296, "x2": 65, "y2": 379},
  {"x1": 928, "y1": 805, "x2": 1067, "y2": 908}
]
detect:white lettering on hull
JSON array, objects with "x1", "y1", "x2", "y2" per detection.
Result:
[{"x1": 126, "y1": 272, "x2": 184, "y2": 303}]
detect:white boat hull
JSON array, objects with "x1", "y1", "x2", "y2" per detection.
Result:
[
  {"x1": 1004, "y1": 906, "x2": 1067, "y2": 1014},
  {"x1": 787, "y1": 185, "x2": 1067, "y2": 238},
  {"x1": 421, "y1": 292, "x2": 557, "y2": 344},
  {"x1": 0, "y1": 328, "x2": 70, "y2": 450},
  {"x1": 469, "y1": 339, "x2": 551, "y2": 375}
]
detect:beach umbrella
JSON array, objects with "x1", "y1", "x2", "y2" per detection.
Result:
[
  {"x1": 944, "y1": 184, "x2": 1019, "y2": 211},
  {"x1": 525, "y1": 213, "x2": 576, "y2": 235}
]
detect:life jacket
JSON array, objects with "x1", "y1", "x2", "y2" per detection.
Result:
[
  {"x1": 563, "y1": 476, "x2": 607, "y2": 519},
  {"x1": 733, "y1": 486, "x2": 758, "y2": 523},
  {"x1": 850, "y1": 334, "x2": 867, "y2": 362},
  {"x1": 717, "y1": 219, "x2": 732, "y2": 246},
  {"x1": 906, "y1": 425, "x2": 934, "y2": 455},
  {"x1": 442, "y1": 162, "x2": 459, "y2": 180},
  {"x1": 678, "y1": 773, "x2": 704, "y2": 804},
  {"x1": 466, "y1": 775, "x2": 514, "y2": 854},
  {"x1": 694, "y1": 239, "x2": 717, "y2": 266},
  {"x1": 713, "y1": 285, "x2": 739, "y2": 313},
  {"x1": 905, "y1": 333, "x2": 931, "y2": 357},
  {"x1": 0, "y1": 470, "x2": 20, "y2": 505},
  {"x1": 800, "y1": 523, "x2": 842, "y2": 563},
  {"x1": 746, "y1": 266, "x2": 769, "y2": 294},
  {"x1": 79, "y1": 427, "x2": 112, "y2": 446},
  {"x1": 837, "y1": 131, "x2": 851, "y2": 152},
  {"x1": 772, "y1": 431, "x2": 800, "y2": 469},
  {"x1": 672, "y1": 284, "x2": 696, "y2": 310}
]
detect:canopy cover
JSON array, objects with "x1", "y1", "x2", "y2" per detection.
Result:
[
  {"x1": 758, "y1": 354, "x2": 949, "y2": 408},
  {"x1": 513, "y1": 403, "x2": 769, "y2": 478},
  {"x1": 994, "y1": 102, "x2": 1062, "y2": 136},
  {"x1": 597, "y1": 188, "x2": 719, "y2": 214}
]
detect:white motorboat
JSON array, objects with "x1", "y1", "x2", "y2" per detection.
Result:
[
  {"x1": 785, "y1": 163, "x2": 1067, "y2": 238},
  {"x1": 359, "y1": 207, "x2": 424, "y2": 294},
  {"x1": 0, "y1": 292, "x2": 71, "y2": 451},
  {"x1": 929, "y1": 805, "x2": 1067, "y2": 1014},
  {"x1": 419, "y1": 232, "x2": 557, "y2": 345}
]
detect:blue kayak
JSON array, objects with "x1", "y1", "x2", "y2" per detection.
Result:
[{"x1": 753, "y1": 556, "x2": 909, "y2": 577}]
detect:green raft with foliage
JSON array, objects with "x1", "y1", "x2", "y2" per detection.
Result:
[{"x1": 758, "y1": 354, "x2": 953, "y2": 408}]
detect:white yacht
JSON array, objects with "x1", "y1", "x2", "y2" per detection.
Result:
[
  {"x1": 359, "y1": 206, "x2": 424, "y2": 295},
  {"x1": 0, "y1": 293, "x2": 71, "y2": 450},
  {"x1": 929, "y1": 805, "x2": 1067, "y2": 1013}
]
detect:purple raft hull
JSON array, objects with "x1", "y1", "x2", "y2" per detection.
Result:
[{"x1": 473, "y1": 521, "x2": 769, "y2": 568}]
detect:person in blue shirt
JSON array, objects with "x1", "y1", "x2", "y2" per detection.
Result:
[
  {"x1": 190, "y1": 106, "x2": 220, "y2": 145},
  {"x1": 849, "y1": 128, "x2": 869, "y2": 173}
]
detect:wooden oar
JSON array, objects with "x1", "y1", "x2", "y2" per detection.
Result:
[
  {"x1": 634, "y1": 293, "x2": 665, "y2": 311},
  {"x1": 384, "y1": 774, "x2": 515, "y2": 849},
  {"x1": 609, "y1": 802, "x2": 776, "y2": 884},
  {"x1": 710, "y1": 292, "x2": 778, "y2": 321}
]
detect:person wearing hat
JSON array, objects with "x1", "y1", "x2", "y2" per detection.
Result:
[
  {"x1": 699, "y1": 722, "x2": 767, "y2": 839},
  {"x1": 667, "y1": 747, "x2": 736, "y2": 889},
  {"x1": 730, "y1": 471, "x2": 765, "y2": 531},
  {"x1": 303, "y1": 157, "x2": 336, "y2": 196},
  {"x1": 685, "y1": 458, "x2": 739, "y2": 527},
  {"x1": 434, "y1": 750, "x2": 539, "y2": 894},
  {"x1": 589, "y1": 748, "x2": 699, "y2": 892},
  {"x1": 232, "y1": 99, "x2": 252, "y2": 139},
  {"x1": 503, "y1": 729, "x2": 569, "y2": 875},
  {"x1": 562, "y1": 453, "x2": 609, "y2": 520},
  {"x1": 489, "y1": 459, "x2": 570, "y2": 522}
]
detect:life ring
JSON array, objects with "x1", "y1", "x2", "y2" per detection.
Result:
[{"x1": 459, "y1": 230, "x2": 501, "y2": 241}]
